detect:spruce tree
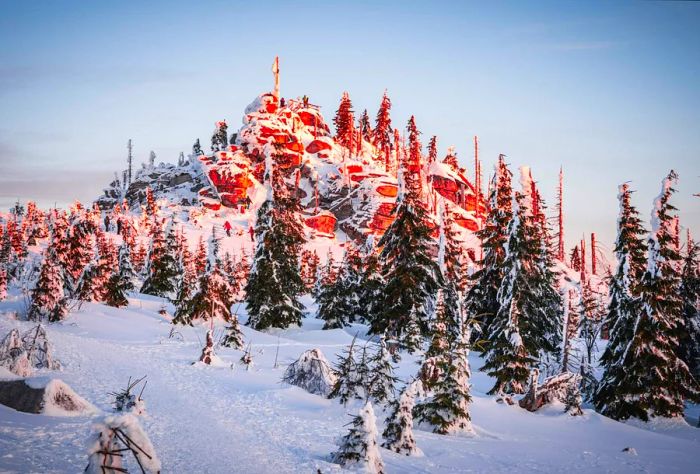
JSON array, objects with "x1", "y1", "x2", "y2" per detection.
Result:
[
  {"x1": 245, "y1": 145, "x2": 306, "y2": 330},
  {"x1": 416, "y1": 328, "x2": 474, "y2": 435},
  {"x1": 679, "y1": 234, "x2": 700, "y2": 377},
  {"x1": 141, "y1": 219, "x2": 178, "y2": 298},
  {"x1": 329, "y1": 335, "x2": 363, "y2": 405},
  {"x1": 105, "y1": 242, "x2": 135, "y2": 308},
  {"x1": 29, "y1": 246, "x2": 67, "y2": 322},
  {"x1": 481, "y1": 168, "x2": 561, "y2": 395},
  {"x1": 427, "y1": 136, "x2": 438, "y2": 163},
  {"x1": 211, "y1": 121, "x2": 228, "y2": 152},
  {"x1": 367, "y1": 336, "x2": 398, "y2": 404},
  {"x1": 382, "y1": 379, "x2": 422, "y2": 456},
  {"x1": 632, "y1": 171, "x2": 700, "y2": 418},
  {"x1": 173, "y1": 232, "x2": 236, "y2": 330},
  {"x1": 594, "y1": 183, "x2": 648, "y2": 419},
  {"x1": 331, "y1": 401, "x2": 384, "y2": 474},
  {"x1": 373, "y1": 91, "x2": 392, "y2": 151},
  {"x1": 358, "y1": 236, "x2": 383, "y2": 325},
  {"x1": 465, "y1": 155, "x2": 512, "y2": 340},
  {"x1": 333, "y1": 92, "x2": 355, "y2": 149},
  {"x1": 371, "y1": 161, "x2": 442, "y2": 352},
  {"x1": 418, "y1": 289, "x2": 450, "y2": 392},
  {"x1": 570, "y1": 245, "x2": 581, "y2": 272},
  {"x1": 359, "y1": 109, "x2": 373, "y2": 142},
  {"x1": 0, "y1": 265, "x2": 7, "y2": 301}
]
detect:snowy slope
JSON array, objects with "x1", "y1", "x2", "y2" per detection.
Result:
[{"x1": 1, "y1": 292, "x2": 698, "y2": 473}]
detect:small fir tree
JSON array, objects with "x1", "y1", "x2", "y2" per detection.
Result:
[
  {"x1": 382, "y1": 379, "x2": 422, "y2": 456},
  {"x1": 29, "y1": 247, "x2": 67, "y2": 322},
  {"x1": 367, "y1": 336, "x2": 398, "y2": 404},
  {"x1": 678, "y1": 234, "x2": 700, "y2": 377},
  {"x1": 333, "y1": 92, "x2": 355, "y2": 149},
  {"x1": 105, "y1": 242, "x2": 135, "y2": 308},
  {"x1": 141, "y1": 220, "x2": 179, "y2": 298},
  {"x1": 331, "y1": 401, "x2": 384, "y2": 474}
]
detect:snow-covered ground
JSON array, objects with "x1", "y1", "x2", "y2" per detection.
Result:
[{"x1": 0, "y1": 293, "x2": 698, "y2": 473}]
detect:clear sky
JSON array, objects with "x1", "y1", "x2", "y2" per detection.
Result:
[{"x1": 1, "y1": 0, "x2": 698, "y2": 255}]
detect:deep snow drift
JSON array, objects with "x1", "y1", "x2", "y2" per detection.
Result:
[{"x1": 0, "y1": 292, "x2": 698, "y2": 473}]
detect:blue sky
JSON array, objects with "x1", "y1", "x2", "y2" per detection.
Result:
[{"x1": 1, "y1": 0, "x2": 698, "y2": 253}]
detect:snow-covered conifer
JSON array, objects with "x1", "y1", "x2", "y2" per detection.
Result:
[
  {"x1": 211, "y1": 120, "x2": 228, "y2": 152},
  {"x1": 282, "y1": 348, "x2": 337, "y2": 397},
  {"x1": 367, "y1": 336, "x2": 398, "y2": 404},
  {"x1": 359, "y1": 108, "x2": 373, "y2": 142},
  {"x1": 0, "y1": 266, "x2": 6, "y2": 301},
  {"x1": 29, "y1": 246, "x2": 67, "y2": 322},
  {"x1": 465, "y1": 155, "x2": 512, "y2": 340},
  {"x1": 679, "y1": 233, "x2": 700, "y2": 377},
  {"x1": 371, "y1": 168, "x2": 442, "y2": 352},
  {"x1": 329, "y1": 335, "x2": 363, "y2": 405},
  {"x1": 141, "y1": 219, "x2": 178, "y2": 298},
  {"x1": 331, "y1": 401, "x2": 384, "y2": 474},
  {"x1": 334, "y1": 92, "x2": 355, "y2": 149},
  {"x1": 105, "y1": 242, "x2": 135, "y2": 308},
  {"x1": 416, "y1": 328, "x2": 474, "y2": 435},
  {"x1": 245, "y1": 145, "x2": 306, "y2": 330},
  {"x1": 382, "y1": 380, "x2": 422, "y2": 456},
  {"x1": 373, "y1": 91, "x2": 392, "y2": 151},
  {"x1": 481, "y1": 168, "x2": 562, "y2": 395}
]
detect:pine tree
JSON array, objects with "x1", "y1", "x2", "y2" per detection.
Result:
[
  {"x1": 105, "y1": 242, "x2": 135, "y2": 308},
  {"x1": 76, "y1": 232, "x2": 114, "y2": 302},
  {"x1": 481, "y1": 168, "x2": 562, "y2": 395},
  {"x1": 465, "y1": 155, "x2": 512, "y2": 341},
  {"x1": 144, "y1": 187, "x2": 157, "y2": 219},
  {"x1": 358, "y1": 237, "x2": 384, "y2": 326},
  {"x1": 371, "y1": 178, "x2": 442, "y2": 352},
  {"x1": 245, "y1": 145, "x2": 306, "y2": 330},
  {"x1": 570, "y1": 246, "x2": 581, "y2": 272},
  {"x1": 382, "y1": 379, "x2": 422, "y2": 456},
  {"x1": 318, "y1": 245, "x2": 364, "y2": 329},
  {"x1": 427, "y1": 136, "x2": 438, "y2": 163},
  {"x1": 359, "y1": 109, "x2": 373, "y2": 142},
  {"x1": 333, "y1": 92, "x2": 355, "y2": 149},
  {"x1": 141, "y1": 220, "x2": 178, "y2": 298},
  {"x1": 367, "y1": 336, "x2": 398, "y2": 404},
  {"x1": 29, "y1": 246, "x2": 67, "y2": 322},
  {"x1": 193, "y1": 235, "x2": 207, "y2": 277},
  {"x1": 332, "y1": 401, "x2": 384, "y2": 474},
  {"x1": 0, "y1": 265, "x2": 7, "y2": 301},
  {"x1": 416, "y1": 329, "x2": 474, "y2": 435},
  {"x1": 679, "y1": 234, "x2": 700, "y2": 377},
  {"x1": 419, "y1": 289, "x2": 450, "y2": 392},
  {"x1": 173, "y1": 232, "x2": 236, "y2": 330},
  {"x1": 373, "y1": 91, "x2": 392, "y2": 151},
  {"x1": 594, "y1": 183, "x2": 648, "y2": 419},
  {"x1": 329, "y1": 335, "x2": 363, "y2": 405},
  {"x1": 632, "y1": 171, "x2": 700, "y2": 418}
]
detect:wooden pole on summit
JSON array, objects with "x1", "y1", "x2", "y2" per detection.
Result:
[
  {"x1": 557, "y1": 167, "x2": 565, "y2": 261},
  {"x1": 272, "y1": 56, "x2": 280, "y2": 105}
]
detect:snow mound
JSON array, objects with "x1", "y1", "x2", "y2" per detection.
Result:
[
  {"x1": 0, "y1": 377, "x2": 97, "y2": 416},
  {"x1": 282, "y1": 348, "x2": 337, "y2": 396}
]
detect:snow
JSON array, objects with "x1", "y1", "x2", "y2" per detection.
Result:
[{"x1": 1, "y1": 290, "x2": 699, "y2": 473}]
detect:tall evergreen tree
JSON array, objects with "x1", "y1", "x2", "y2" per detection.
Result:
[
  {"x1": 211, "y1": 120, "x2": 228, "y2": 152},
  {"x1": 480, "y1": 167, "x2": 562, "y2": 395},
  {"x1": 245, "y1": 145, "x2": 306, "y2": 330},
  {"x1": 382, "y1": 379, "x2": 422, "y2": 456},
  {"x1": 0, "y1": 265, "x2": 6, "y2": 301},
  {"x1": 331, "y1": 401, "x2": 384, "y2": 474},
  {"x1": 105, "y1": 242, "x2": 135, "y2": 308},
  {"x1": 333, "y1": 92, "x2": 355, "y2": 149},
  {"x1": 678, "y1": 234, "x2": 700, "y2": 377},
  {"x1": 370, "y1": 187, "x2": 442, "y2": 352},
  {"x1": 141, "y1": 219, "x2": 179, "y2": 298},
  {"x1": 465, "y1": 155, "x2": 512, "y2": 341},
  {"x1": 29, "y1": 246, "x2": 67, "y2": 322},
  {"x1": 373, "y1": 91, "x2": 392, "y2": 150},
  {"x1": 359, "y1": 109, "x2": 373, "y2": 142},
  {"x1": 594, "y1": 183, "x2": 648, "y2": 419},
  {"x1": 366, "y1": 336, "x2": 398, "y2": 404}
]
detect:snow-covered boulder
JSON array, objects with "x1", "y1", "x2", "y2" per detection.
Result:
[
  {"x1": 0, "y1": 377, "x2": 97, "y2": 416},
  {"x1": 282, "y1": 348, "x2": 337, "y2": 396}
]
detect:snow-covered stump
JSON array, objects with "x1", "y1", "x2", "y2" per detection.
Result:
[
  {"x1": 282, "y1": 348, "x2": 337, "y2": 396},
  {"x1": 85, "y1": 413, "x2": 161, "y2": 474},
  {"x1": 0, "y1": 378, "x2": 96, "y2": 416},
  {"x1": 331, "y1": 401, "x2": 384, "y2": 474}
]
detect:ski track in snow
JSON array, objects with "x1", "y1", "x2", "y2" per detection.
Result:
[{"x1": 0, "y1": 294, "x2": 699, "y2": 473}]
